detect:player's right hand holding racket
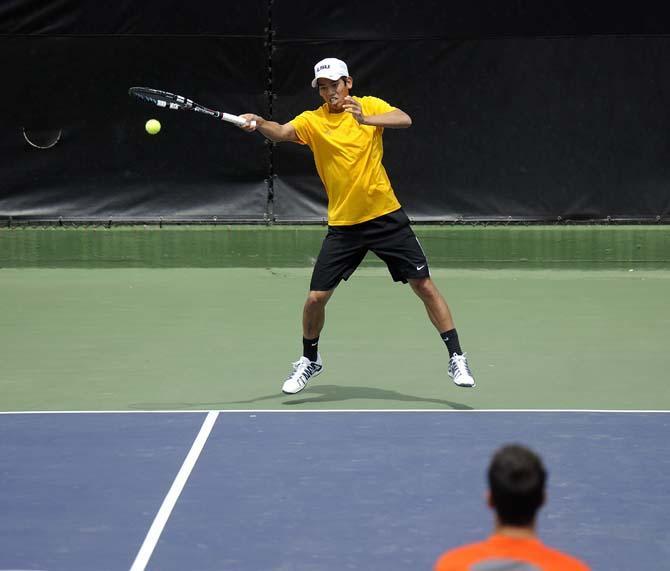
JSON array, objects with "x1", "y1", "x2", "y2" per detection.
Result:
[
  {"x1": 238, "y1": 114, "x2": 261, "y2": 132},
  {"x1": 237, "y1": 114, "x2": 299, "y2": 143}
]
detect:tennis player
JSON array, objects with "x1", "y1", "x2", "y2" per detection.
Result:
[{"x1": 240, "y1": 57, "x2": 475, "y2": 394}]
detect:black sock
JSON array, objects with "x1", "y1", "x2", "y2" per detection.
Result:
[
  {"x1": 440, "y1": 329, "x2": 462, "y2": 357},
  {"x1": 303, "y1": 336, "x2": 319, "y2": 362}
]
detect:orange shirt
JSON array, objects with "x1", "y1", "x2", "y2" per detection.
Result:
[{"x1": 434, "y1": 534, "x2": 590, "y2": 571}]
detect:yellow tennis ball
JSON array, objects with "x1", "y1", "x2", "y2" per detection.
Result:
[{"x1": 145, "y1": 119, "x2": 161, "y2": 135}]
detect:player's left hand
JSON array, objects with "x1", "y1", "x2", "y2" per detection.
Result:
[{"x1": 343, "y1": 96, "x2": 366, "y2": 124}]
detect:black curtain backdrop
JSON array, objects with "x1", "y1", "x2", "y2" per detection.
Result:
[
  {"x1": 1, "y1": 35, "x2": 268, "y2": 220},
  {"x1": 272, "y1": 37, "x2": 670, "y2": 222},
  {"x1": 2, "y1": 0, "x2": 670, "y2": 222}
]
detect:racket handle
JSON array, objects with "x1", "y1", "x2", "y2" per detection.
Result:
[{"x1": 221, "y1": 113, "x2": 250, "y2": 127}]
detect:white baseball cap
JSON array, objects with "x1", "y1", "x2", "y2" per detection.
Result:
[{"x1": 311, "y1": 58, "x2": 349, "y2": 88}]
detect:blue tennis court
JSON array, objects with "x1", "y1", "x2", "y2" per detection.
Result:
[{"x1": 1, "y1": 411, "x2": 668, "y2": 570}]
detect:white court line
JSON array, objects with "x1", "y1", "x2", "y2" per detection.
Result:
[
  {"x1": 0, "y1": 409, "x2": 669, "y2": 414},
  {"x1": 129, "y1": 411, "x2": 219, "y2": 571}
]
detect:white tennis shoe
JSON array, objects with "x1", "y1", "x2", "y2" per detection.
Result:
[
  {"x1": 448, "y1": 353, "x2": 476, "y2": 387},
  {"x1": 282, "y1": 354, "x2": 323, "y2": 394}
]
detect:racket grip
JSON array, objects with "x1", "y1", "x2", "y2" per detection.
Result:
[
  {"x1": 250, "y1": 120, "x2": 257, "y2": 129},
  {"x1": 221, "y1": 113, "x2": 248, "y2": 127}
]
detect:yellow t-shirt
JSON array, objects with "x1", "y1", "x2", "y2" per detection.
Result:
[{"x1": 290, "y1": 96, "x2": 402, "y2": 226}]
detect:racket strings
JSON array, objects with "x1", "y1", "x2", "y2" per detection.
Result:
[{"x1": 129, "y1": 88, "x2": 192, "y2": 110}]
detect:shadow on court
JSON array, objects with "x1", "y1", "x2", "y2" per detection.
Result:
[
  {"x1": 228, "y1": 384, "x2": 473, "y2": 409},
  {"x1": 128, "y1": 386, "x2": 473, "y2": 410}
]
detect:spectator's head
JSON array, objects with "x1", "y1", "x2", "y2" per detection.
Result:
[{"x1": 487, "y1": 444, "x2": 547, "y2": 527}]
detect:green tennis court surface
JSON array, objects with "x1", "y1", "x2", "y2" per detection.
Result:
[{"x1": 2, "y1": 224, "x2": 669, "y2": 412}]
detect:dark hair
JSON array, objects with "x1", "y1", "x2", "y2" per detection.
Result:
[
  {"x1": 318, "y1": 76, "x2": 351, "y2": 92},
  {"x1": 488, "y1": 444, "x2": 547, "y2": 526},
  {"x1": 316, "y1": 76, "x2": 350, "y2": 88}
]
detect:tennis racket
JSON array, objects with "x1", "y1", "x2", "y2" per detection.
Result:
[{"x1": 128, "y1": 86, "x2": 255, "y2": 128}]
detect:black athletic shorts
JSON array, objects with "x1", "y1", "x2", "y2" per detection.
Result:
[{"x1": 310, "y1": 208, "x2": 430, "y2": 291}]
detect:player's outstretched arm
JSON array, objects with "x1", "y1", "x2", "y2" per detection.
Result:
[{"x1": 238, "y1": 114, "x2": 299, "y2": 143}]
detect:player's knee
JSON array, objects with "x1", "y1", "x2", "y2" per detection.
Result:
[
  {"x1": 305, "y1": 290, "x2": 331, "y2": 308},
  {"x1": 410, "y1": 277, "x2": 436, "y2": 299}
]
